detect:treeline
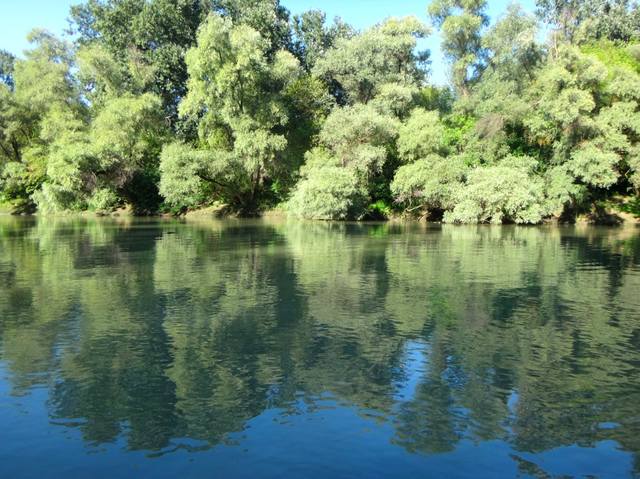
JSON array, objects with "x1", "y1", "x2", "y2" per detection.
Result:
[{"x1": 0, "y1": 0, "x2": 639, "y2": 223}]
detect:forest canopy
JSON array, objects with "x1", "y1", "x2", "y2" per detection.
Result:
[{"x1": 1, "y1": 0, "x2": 639, "y2": 223}]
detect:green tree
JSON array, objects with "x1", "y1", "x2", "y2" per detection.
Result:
[
  {"x1": 314, "y1": 17, "x2": 430, "y2": 104},
  {"x1": 444, "y1": 160, "x2": 546, "y2": 224},
  {"x1": 213, "y1": 0, "x2": 293, "y2": 53},
  {"x1": 0, "y1": 31, "x2": 85, "y2": 213},
  {"x1": 289, "y1": 103, "x2": 399, "y2": 220},
  {"x1": 69, "y1": 0, "x2": 208, "y2": 122},
  {"x1": 159, "y1": 13, "x2": 301, "y2": 213},
  {"x1": 428, "y1": 0, "x2": 489, "y2": 96},
  {"x1": 536, "y1": 0, "x2": 640, "y2": 43},
  {"x1": 525, "y1": 46, "x2": 639, "y2": 191},
  {"x1": 34, "y1": 93, "x2": 167, "y2": 214},
  {"x1": 291, "y1": 10, "x2": 354, "y2": 70}
]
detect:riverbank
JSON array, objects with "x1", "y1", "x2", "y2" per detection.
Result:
[{"x1": 1, "y1": 198, "x2": 639, "y2": 225}]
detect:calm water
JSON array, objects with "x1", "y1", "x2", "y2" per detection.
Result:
[{"x1": 0, "y1": 217, "x2": 639, "y2": 478}]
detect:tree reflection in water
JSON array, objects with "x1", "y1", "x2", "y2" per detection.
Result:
[{"x1": 0, "y1": 217, "x2": 639, "y2": 477}]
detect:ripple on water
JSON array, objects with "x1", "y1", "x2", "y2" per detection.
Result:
[{"x1": 0, "y1": 218, "x2": 639, "y2": 478}]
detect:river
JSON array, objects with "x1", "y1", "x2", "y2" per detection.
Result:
[{"x1": 0, "y1": 217, "x2": 639, "y2": 478}]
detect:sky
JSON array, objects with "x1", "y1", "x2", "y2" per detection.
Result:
[{"x1": 0, "y1": 0, "x2": 537, "y2": 85}]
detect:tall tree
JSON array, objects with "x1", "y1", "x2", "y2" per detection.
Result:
[
  {"x1": 69, "y1": 0, "x2": 208, "y2": 123},
  {"x1": 0, "y1": 30, "x2": 84, "y2": 212},
  {"x1": 428, "y1": 0, "x2": 489, "y2": 96},
  {"x1": 290, "y1": 10, "x2": 354, "y2": 70},
  {"x1": 212, "y1": 0, "x2": 293, "y2": 54},
  {"x1": 536, "y1": 0, "x2": 640, "y2": 43},
  {"x1": 159, "y1": 13, "x2": 301, "y2": 213},
  {"x1": 314, "y1": 17, "x2": 430, "y2": 104}
]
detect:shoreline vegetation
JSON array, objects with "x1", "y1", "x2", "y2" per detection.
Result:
[
  {"x1": 3, "y1": 202, "x2": 639, "y2": 226},
  {"x1": 1, "y1": 1, "x2": 640, "y2": 225}
]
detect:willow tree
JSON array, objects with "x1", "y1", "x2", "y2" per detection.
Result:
[
  {"x1": 314, "y1": 16, "x2": 430, "y2": 104},
  {"x1": 523, "y1": 46, "x2": 640, "y2": 195},
  {"x1": 288, "y1": 104, "x2": 400, "y2": 220},
  {"x1": 212, "y1": 0, "x2": 293, "y2": 54},
  {"x1": 159, "y1": 14, "x2": 301, "y2": 213},
  {"x1": 391, "y1": 108, "x2": 467, "y2": 217},
  {"x1": 291, "y1": 10, "x2": 354, "y2": 71},
  {"x1": 69, "y1": 0, "x2": 209, "y2": 123},
  {"x1": 289, "y1": 17, "x2": 430, "y2": 220},
  {"x1": 0, "y1": 31, "x2": 85, "y2": 213},
  {"x1": 24, "y1": 34, "x2": 169, "y2": 215},
  {"x1": 536, "y1": 0, "x2": 640, "y2": 43},
  {"x1": 428, "y1": 0, "x2": 489, "y2": 96}
]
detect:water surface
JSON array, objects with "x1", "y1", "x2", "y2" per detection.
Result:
[{"x1": 1, "y1": 217, "x2": 639, "y2": 478}]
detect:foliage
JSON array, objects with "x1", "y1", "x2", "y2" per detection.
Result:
[
  {"x1": 314, "y1": 17, "x2": 430, "y2": 104},
  {"x1": 392, "y1": 154, "x2": 466, "y2": 213},
  {"x1": 397, "y1": 109, "x2": 449, "y2": 162},
  {"x1": 291, "y1": 10, "x2": 354, "y2": 70},
  {"x1": 69, "y1": 0, "x2": 208, "y2": 122},
  {"x1": 0, "y1": 31, "x2": 82, "y2": 212},
  {"x1": 288, "y1": 164, "x2": 367, "y2": 220},
  {"x1": 428, "y1": 0, "x2": 489, "y2": 96},
  {"x1": 444, "y1": 163, "x2": 546, "y2": 224},
  {"x1": 536, "y1": 0, "x2": 640, "y2": 43},
  {"x1": 1, "y1": 0, "x2": 639, "y2": 222},
  {"x1": 289, "y1": 102, "x2": 399, "y2": 220},
  {"x1": 159, "y1": 13, "x2": 300, "y2": 213}
]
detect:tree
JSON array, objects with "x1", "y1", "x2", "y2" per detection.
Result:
[
  {"x1": 392, "y1": 154, "x2": 467, "y2": 216},
  {"x1": 212, "y1": 0, "x2": 293, "y2": 54},
  {"x1": 524, "y1": 46, "x2": 638, "y2": 190},
  {"x1": 536, "y1": 0, "x2": 640, "y2": 43},
  {"x1": 288, "y1": 17, "x2": 431, "y2": 220},
  {"x1": 0, "y1": 30, "x2": 84, "y2": 213},
  {"x1": 288, "y1": 162, "x2": 367, "y2": 220},
  {"x1": 34, "y1": 92, "x2": 167, "y2": 214},
  {"x1": 159, "y1": 13, "x2": 301, "y2": 213},
  {"x1": 314, "y1": 17, "x2": 430, "y2": 104},
  {"x1": 481, "y1": 5, "x2": 544, "y2": 87},
  {"x1": 444, "y1": 161, "x2": 546, "y2": 224},
  {"x1": 1, "y1": 0, "x2": 639, "y2": 221},
  {"x1": 428, "y1": 0, "x2": 489, "y2": 96},
  {"x1": 291, "y1": 10, "x2": 354, "y2": 70},
  {"x1": 396, "y1": 108, "x2": 449, "y2": 161},
  {"x1": 288, "y1": 103, "x2": 399, "y2": 220},
  {"x1": 391, "y1": 107, "x2": 467, "y2": 217},
  {"x1": 69, "y1": 0, "x2": 208, "y2": 123}
]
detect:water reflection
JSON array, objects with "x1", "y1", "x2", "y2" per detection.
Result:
[{"x1": 1, "y1": 217, "x2": 639, "y2": 477}]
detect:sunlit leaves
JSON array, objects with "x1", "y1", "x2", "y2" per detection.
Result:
[{"x1": 314, "y1": 17, "x2": 430, "y2": 104}]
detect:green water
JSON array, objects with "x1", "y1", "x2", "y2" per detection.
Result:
[{"x1": 0, "y1": 217, "x2": 639, "y2": 478}]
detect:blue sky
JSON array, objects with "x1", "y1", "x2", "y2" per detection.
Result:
[{"x1": 0, "y1": 0, "x2": 537, "y2": 85}]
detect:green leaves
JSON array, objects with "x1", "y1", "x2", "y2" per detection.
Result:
[
  {"x1": 568, "y1": 143, "x2": 620, "y2": 188},
  {"x1": 397, "y1": 109, "x2": 448, "y2": 162},
  {"x1": 314, "y1": 17, "x2": 430, "y2": 104},
  {"x1": 288, "y1": 165, "x2": 367, "y2": 220},
  {"x1": 161, "y1": 13, "x2": 301, "y2": 213},
  {"x1": 159, "y1": 143, "x2": 210, "y2": 209},
  {"x1": 392, "y1": 154, "x2": 466, "y2": 213},
  {"x1": 536, "y1": 0, "x2": 640, "y2": 43},
  {"x1": 1, "y1": 1, "x2": 639, "y2": 221},
  {"x1": 91, "y1": 93, "x2": 166, "y2": 173},
  {"x1": 428, "y1": 0, "x2": 488, "y2": 95},
  {"x1": 445, "y1": 164, "x2": 545, "y2": 224}
]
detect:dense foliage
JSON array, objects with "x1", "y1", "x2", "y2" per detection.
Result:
[{"x1": 1, "y1": 0, "x2": 639, "y2": 222}]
